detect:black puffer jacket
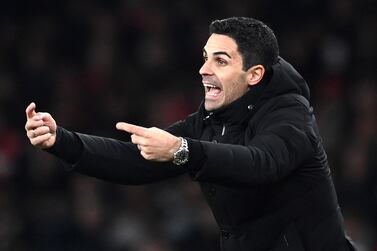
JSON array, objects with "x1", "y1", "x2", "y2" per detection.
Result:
[{"x1": 50, "y1": 57, "x2": 355, "y2": 250}]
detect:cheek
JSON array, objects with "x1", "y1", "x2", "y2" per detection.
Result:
[
  {"x1": 225, "y1": 78, "x2": 249, "y2": 100},
  {"x1": 218, "y1": 70, "x2": 248, "y2": 95}
]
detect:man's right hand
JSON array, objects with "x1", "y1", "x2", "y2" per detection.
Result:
[{"x1": 25, "y1": 102, "x2": 57, "y2": 149}]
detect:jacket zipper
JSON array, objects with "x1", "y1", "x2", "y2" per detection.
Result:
[{"x1": 221, "y1": 124, "x2": 226, "y2": 136}]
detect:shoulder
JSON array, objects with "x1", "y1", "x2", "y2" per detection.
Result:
[
  {"x1": 265, "y1": 93, "x2": 310, "y2": 112},
  {"x1": 165, "y1": 111, "x2": 203, "y2": 138},
  {"x1": 250, "y1": 94, "x2": 313, "y2": 132}
]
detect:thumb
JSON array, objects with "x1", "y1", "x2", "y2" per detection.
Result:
[{"x1": 26, "y1": 102, "x2": 37, "y2": 120}]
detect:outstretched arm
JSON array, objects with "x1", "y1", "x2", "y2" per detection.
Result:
[
  {"x1": 24, "y1": 103, "x2": 187, "y2": 184},
  {"x1": 60, "y1": 128, "x2": 186, "y2": 185}
]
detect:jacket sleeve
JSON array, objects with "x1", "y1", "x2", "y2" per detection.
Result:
[
  {"x1": 187, "y1": 104, "x2": 316, "y2": 186},
  {"x1": 47, "y1": 125, "x2": 188, "y2": 185}
]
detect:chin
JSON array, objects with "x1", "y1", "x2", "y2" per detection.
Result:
[{"x1": 204, "y1": 101, "x2": 222, "y2": 111}]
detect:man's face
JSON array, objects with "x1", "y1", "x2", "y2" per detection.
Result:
[{"x1": 200, "y1": 34, "x2": 249, "y2": 111}]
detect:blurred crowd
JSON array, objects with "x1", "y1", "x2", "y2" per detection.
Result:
[{"x1": 0, "y1": 0, "x2": 376, "y2": 250}]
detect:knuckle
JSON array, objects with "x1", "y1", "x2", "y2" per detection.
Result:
[
  {"x1": 33, "y1": 128, "x2": 40, "y2": 136},
  {"x1": 131, "y1": 135, "x2": 136, "y2": 143},
  {"x1": 27, "y1": 131, "x2": 33, "y2": 138},
  {"x1": 25, "y1": 121, "x2": 33, "y2": 130},
  {"x1": 36, "y1": 127, "x2": 45, "y2": 135},
  {"x1": 30, "y1": 138, "x2": 37, "y2": 145},
  {"x1": 143, "y1": 131, "x2": 150, "y2": 138},
  {"x1": 136, "y1": 138, "x2": 144, "y2": 145},
  {"x1": 43, "y1": 113, "x2": 52, "y2": 120},
  {"x1": 143, "y1": 147, "x2": 151, "y2": 154}
]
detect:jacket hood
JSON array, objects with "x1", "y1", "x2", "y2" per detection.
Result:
[
  {"x1": 199, "y1": 57, "x2": 310, "y2": 124},
  {"x1": 261, "y1": 57, "x2": 310, "y2": 102}
]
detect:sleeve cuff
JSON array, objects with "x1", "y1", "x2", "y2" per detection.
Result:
[
  {"x1": 185, "y1": 138, "x2": 207, "y2": 179},
  {"x1": 45, "y1": 126, "x2": 83, "y2": 165}
]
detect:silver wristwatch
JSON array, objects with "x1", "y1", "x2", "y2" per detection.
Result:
[{"x1": 172, "y1": 137, "x2": 189, "y2": 165}]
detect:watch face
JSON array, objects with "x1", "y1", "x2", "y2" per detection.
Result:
[
  {"x1": 173, "y1": 149, "x2": 189, "y2": 165},
  {"x1": 173, "y1": 138, "x2": 189, "y2": 165}
]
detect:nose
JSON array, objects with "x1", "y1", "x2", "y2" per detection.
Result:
[{"x1": 199, "y1": 61, "x2": 213, "y2": 76}]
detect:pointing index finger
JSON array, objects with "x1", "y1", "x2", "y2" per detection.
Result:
[
  {"x1": 26, "y1": 102, "x2": 37, "y2": 120},
  {"x1": 116, "y1": 122, "x2": 148, "y2": 136}
]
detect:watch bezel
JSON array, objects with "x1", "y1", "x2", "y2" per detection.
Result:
[{"x1": 172, "y1": 137, "x2": 189, "y2": 165}]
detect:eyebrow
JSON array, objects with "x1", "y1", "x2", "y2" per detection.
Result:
[{"x1": 203, "y1": 49, "x2": 232, "y2": 59}]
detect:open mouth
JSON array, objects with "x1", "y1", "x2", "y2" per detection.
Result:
[{"x1": 204, "y1": 83, "x2": 222, "y2": 97}]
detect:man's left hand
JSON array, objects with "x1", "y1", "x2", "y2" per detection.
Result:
[{"x1": 116, "y1": 122, "x2": 181, "y2": 162}]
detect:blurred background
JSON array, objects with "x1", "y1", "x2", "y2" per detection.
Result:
[{"x1": 0, "y1": 0, "x2": 376, "y2": 250}]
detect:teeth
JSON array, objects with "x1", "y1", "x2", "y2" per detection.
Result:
[{"x1": 203, "y1": 84, "x2": 218, "y2": 88}]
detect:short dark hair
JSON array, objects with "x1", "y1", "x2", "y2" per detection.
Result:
[{"x1": 209, "y1": 17, "x2": 279, "y2": 71}]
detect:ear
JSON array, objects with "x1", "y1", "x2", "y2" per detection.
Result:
[{"x1": 246, "y1": 65, "x2": 265, "y2": 86}]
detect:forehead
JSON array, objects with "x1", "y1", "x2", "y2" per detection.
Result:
[{"x1": 203, "y1": 34, "x2": 239, "y2": 55}]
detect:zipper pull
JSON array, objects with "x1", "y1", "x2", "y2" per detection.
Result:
[
  {"x1": 203, "y1": 112, "x2": 213, "y2": 121},
  {"x1": 221, "y1": 124, "x2": 226, "y2": 136}
]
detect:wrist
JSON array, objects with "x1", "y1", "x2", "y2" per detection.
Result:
[
  {"x1": 171, "y1": 137, "x2": 182, "y2": 155},
  {"x1": 172, "y1": 137, "x2": 189, "y2": 165}
]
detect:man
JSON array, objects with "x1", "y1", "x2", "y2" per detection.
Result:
[{"x1": 25, "y1": 17, "x2": 355, "y2": 250}]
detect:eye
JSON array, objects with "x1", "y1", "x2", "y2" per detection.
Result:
[
  {"x1": 203, "y1": 56, "x2": 208, "y2": 62},
  {"x1": 216, "y1": 58, "x2": 227, "y2": 66}
]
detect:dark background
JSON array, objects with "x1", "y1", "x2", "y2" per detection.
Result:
[{"x1": 0, "y1": 0, "x2": 376, "y2": 250}]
